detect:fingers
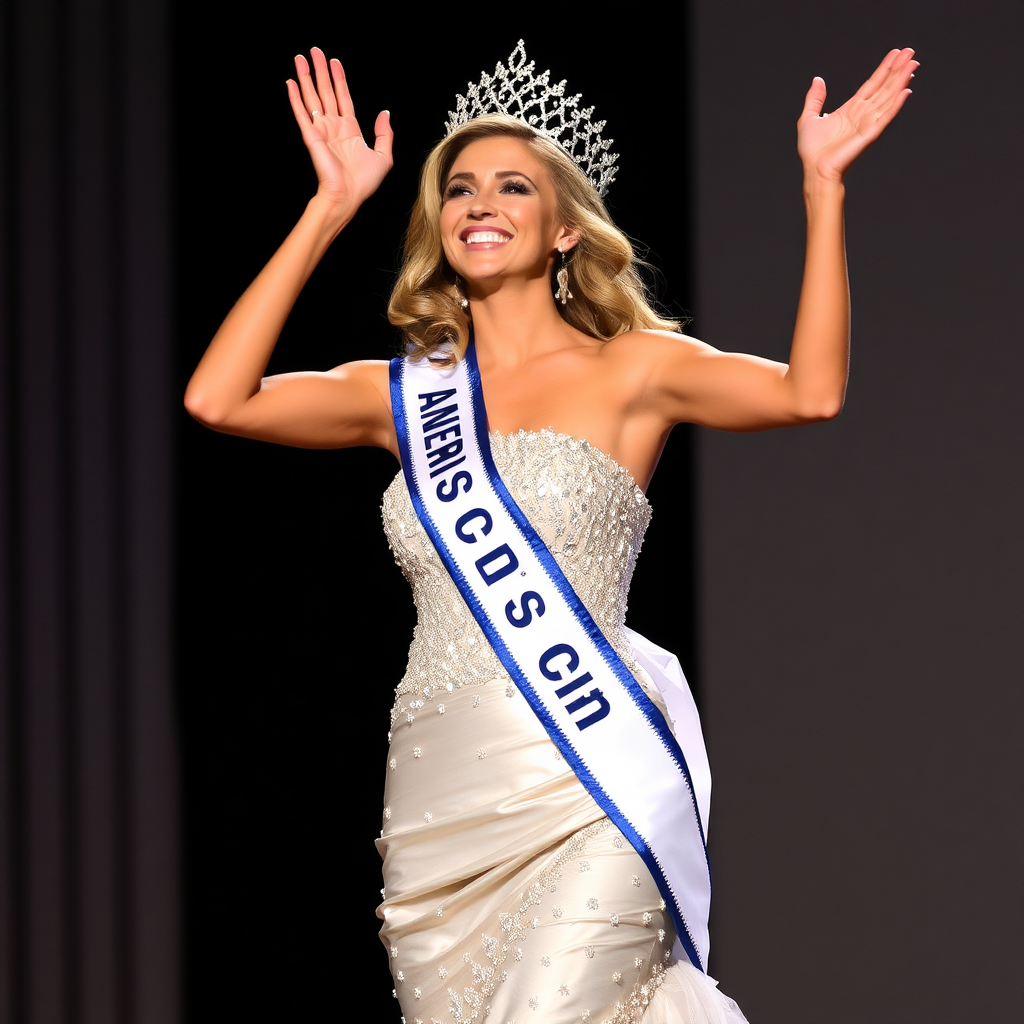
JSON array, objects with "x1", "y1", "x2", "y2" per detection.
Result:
[
  {"x1": 293, "y1": 53, "x2": 323, "y2": 122},
  {"x1": 863, "y1": 48, "x2": 918, "y2": 134},
  {"x1": 286, "y1": 77, "x2": 315, "y2": 131},
  {"x1": 310, "y1": 47, "x2": 339, "y2": 118},
  {"x1": 800, "y1": 76, "x2": 827, "y2": 120},
  {"x1": 292, "y1": 49, "x2": 362, "y2": 129},
  {"x1": 881, "y1": 49, "x2": 918, "y2": 101},
  {"x1": 857, "y1": 48, "x2": 901, "y2": 101},
  {"x1": 861, "y1": 47, "x2": 918, "y2": 105},
  {"x1": 374, "y1": 110, "x2": 395, "y2": 169},
  {"x1": 871, "y1": 82, "x2": 914, "y2": 133},
  {"x1": 330, "y1": 58, "x2": 356, "y2": 120}
]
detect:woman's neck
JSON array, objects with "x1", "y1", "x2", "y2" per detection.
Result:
[{"x1": 468, "y1": 286, "x2": 585, "y2": 371}]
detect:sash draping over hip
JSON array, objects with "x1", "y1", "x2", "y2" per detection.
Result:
[{"x1": 388, "y1": 344, "x2": 713, "y2": 972}]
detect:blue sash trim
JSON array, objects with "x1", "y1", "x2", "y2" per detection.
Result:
[{"x1": 388, "y1": 344, "x2": 710, "y2": 972}]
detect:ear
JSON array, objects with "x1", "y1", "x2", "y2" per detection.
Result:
[{"x1": 556, "y1": 227, "x2": 580, "y2": 253}]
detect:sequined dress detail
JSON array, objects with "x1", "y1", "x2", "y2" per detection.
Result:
[{"x1": 377, "y1": 429, "x2": 747, "y2": 1024}]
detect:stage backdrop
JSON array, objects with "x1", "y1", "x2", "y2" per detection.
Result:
[
  {"x1": 2, "y1": 3, "x2": 1021, "y2": 1024},
  {"x1": 692, "y1": 2, "x2": 1023, "y2": 1021}
]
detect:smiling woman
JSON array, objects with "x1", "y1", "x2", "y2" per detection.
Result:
[{"x1": 183, "y1": 38, "x2": 917, "y2": 1023}]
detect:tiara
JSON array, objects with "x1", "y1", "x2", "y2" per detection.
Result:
[{"x1": 445, "y1": 40, "x2": 619, "y2": 198}]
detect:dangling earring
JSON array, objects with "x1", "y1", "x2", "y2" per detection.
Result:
[
  {"x1": 455, "y1": 275, "x2": 469, "y2": 310},
  {"x1": 554, "y1": 248, "x2": 573, "y2": 305}
]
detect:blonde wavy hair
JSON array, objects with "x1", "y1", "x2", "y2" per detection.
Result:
[{"x1": 387, "y1": 114, "x2": 680, "y2": 361}]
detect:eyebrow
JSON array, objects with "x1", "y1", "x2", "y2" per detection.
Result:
[{"x1": 444, "y1": 170, "x2": 539, "y2": 189}]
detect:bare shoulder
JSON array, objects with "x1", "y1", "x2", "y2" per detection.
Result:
[
  {"x1": 602, "y1": 329, "x2": 713, "y2": 362},
  {"x1": 598, "y1": 330, "x2": 716, "y2": 386},
  {"x1": 324, "y1": 357, "x2": 391, "y2": 390},
  {"x1": 316, "y1": 357, "x2": 392, "y2": 409}
]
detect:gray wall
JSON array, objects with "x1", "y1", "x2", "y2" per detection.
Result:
[{"x1": 692, "y1": 2, "x2": 1022, "y2": 1020}]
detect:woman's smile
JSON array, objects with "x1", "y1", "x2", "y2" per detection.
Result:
[{"x1": 459, "y1": 227, "x2": 512, "y2": 248}]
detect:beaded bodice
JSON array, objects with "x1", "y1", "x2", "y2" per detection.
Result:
[{"x1": 381, "y1": 429, "x2": 652, "y2": 701}]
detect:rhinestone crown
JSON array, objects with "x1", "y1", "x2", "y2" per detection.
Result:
[{"x1": 445, "y1": 41, "x2": 619, "y2": 197}]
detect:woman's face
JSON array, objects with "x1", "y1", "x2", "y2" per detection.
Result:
[{"x1": 439, "y1": 136, "x2": 576, "y2": 289}]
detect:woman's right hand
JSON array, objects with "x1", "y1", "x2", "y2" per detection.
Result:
[{"x1": 286, "y1": 48, "x2": 394, "y2": 210}]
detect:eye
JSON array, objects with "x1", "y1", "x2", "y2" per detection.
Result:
[
  {"x1": 443, "y1": 183, "x2": 474, "y2": 201},
  {"x1": 500, "y1": 180, "x2": 531, "y2": 195}
]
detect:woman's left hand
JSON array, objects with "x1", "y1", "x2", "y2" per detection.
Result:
[{"x1": 797, "y1": 47, "x2": 918, "y2": 183}]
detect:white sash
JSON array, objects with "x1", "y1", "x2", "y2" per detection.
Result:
[{"x1": 389, "y1": 343, "x2": 713, "y2": 972}]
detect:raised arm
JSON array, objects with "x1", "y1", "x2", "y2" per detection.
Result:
[
  {"x1": 643, "y1": 47, "x2": 917, "y2": 432},
  {"x1": 184, "y1": 49, "x2": 396, "y2": 450}
]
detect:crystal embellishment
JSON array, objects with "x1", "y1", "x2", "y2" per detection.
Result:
[{"x1": 446, "y1": 40, "x2": 619, "y2": 197}]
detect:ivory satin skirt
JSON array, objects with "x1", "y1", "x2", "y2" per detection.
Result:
[{"x1": 376, "y1": 673, "x2": 748, "y2": 1023}]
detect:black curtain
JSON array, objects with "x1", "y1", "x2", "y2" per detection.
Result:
[{"x1": 1, "y1": 1, "x2": 178, "y2": 1022}]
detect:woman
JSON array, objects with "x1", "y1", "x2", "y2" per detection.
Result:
[{"x1": 185, "y1": 43, "x2": 916, "y2": 1022}]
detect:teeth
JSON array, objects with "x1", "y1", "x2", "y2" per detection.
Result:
[{"x1": 464, "y1": 232, "x2": 508, "y2": 244}]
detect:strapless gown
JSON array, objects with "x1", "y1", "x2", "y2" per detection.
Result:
[{"x1": 378, "y1": 429, "x2": 748, "y2": 1024}]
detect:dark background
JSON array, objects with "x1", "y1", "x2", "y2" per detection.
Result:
[{"x1": 2, "y1": 2, "x2": 1021, "y2": 1023}]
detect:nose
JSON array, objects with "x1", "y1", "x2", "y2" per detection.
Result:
[{"x1": 467, "y1": 194, "x2": 496, "y2": 220}]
